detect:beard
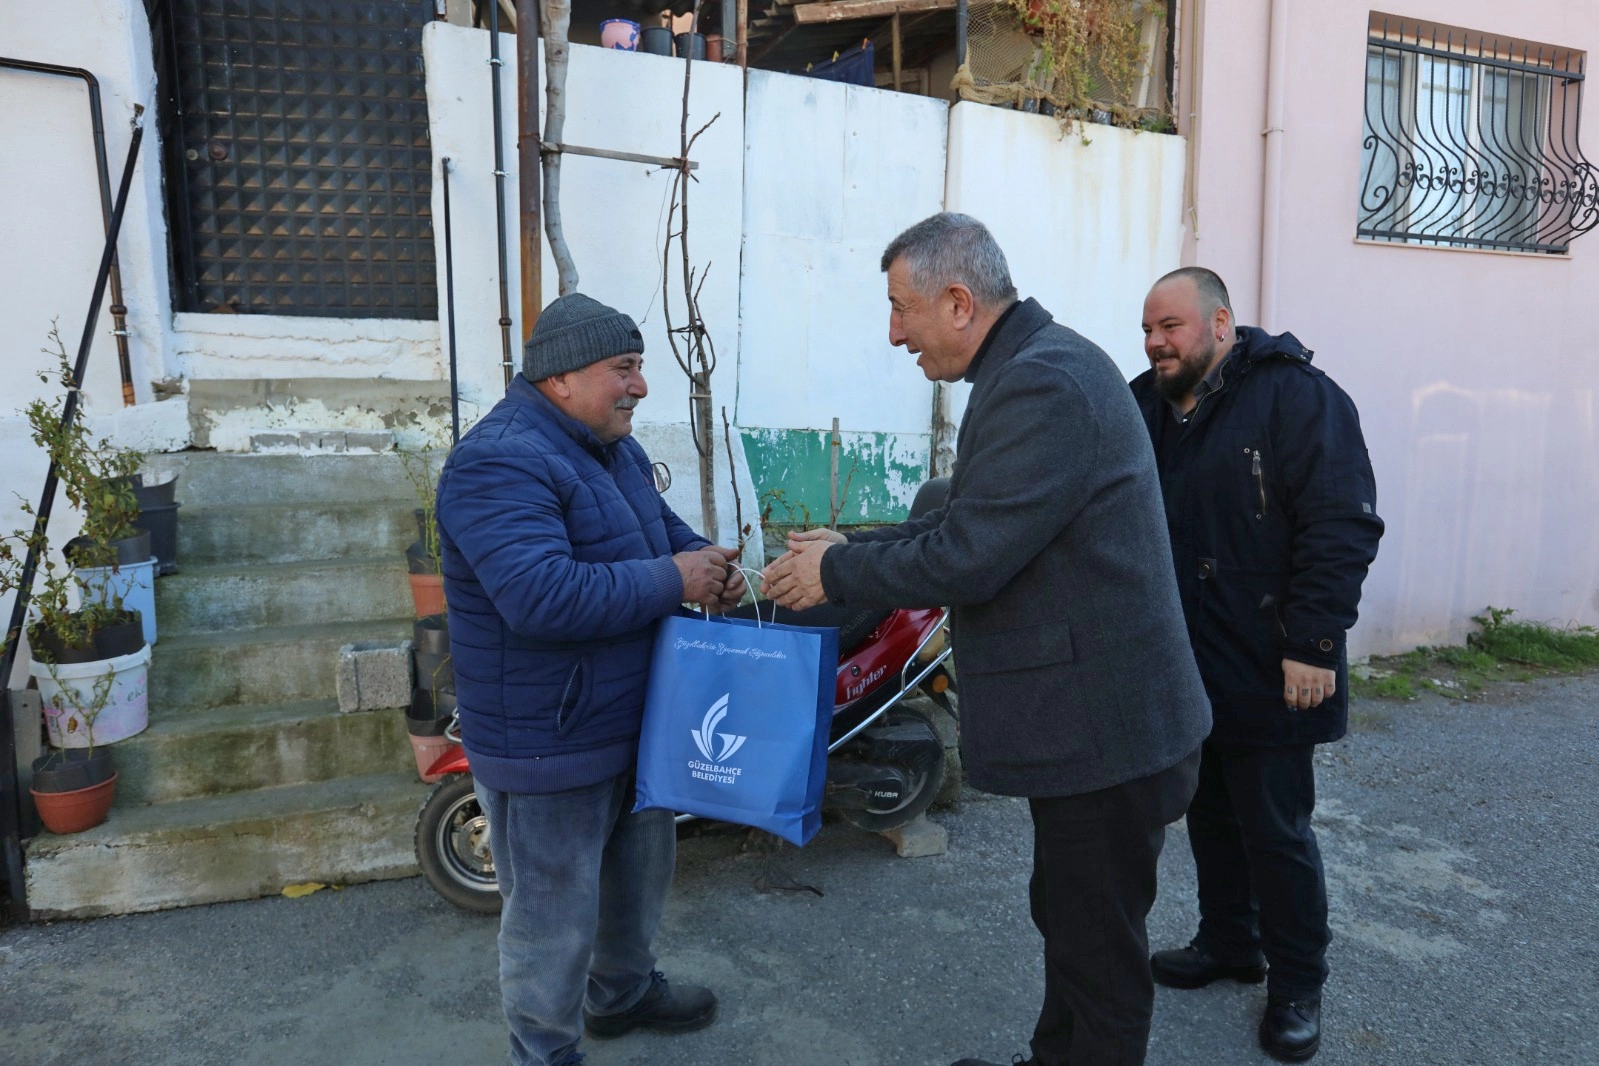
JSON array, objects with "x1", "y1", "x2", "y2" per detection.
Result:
[{"x1": 1151, "y1": 344, "x2": 1217, "y2": 403}]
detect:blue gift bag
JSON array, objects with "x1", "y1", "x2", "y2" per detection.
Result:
[{"x1": 634, "y1": 611, "x2": 838, "y2": 846}]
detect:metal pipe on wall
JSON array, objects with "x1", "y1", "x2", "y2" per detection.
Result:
[
  {"x1": 516, "y1": 0, "x2": 543, "y2": 340},
  {"x1": 0, "y1": 57, "x2": 138, "y2": 406},
  {"x1": 489, "y1": 0, "x2": 515, "y2": 386},
  {"x1": 1258, "y1": 0, "x2": 1287, "y2": 331},
  {"x1": 442, "y1": 158, "x2": 461, "y2": 446}
]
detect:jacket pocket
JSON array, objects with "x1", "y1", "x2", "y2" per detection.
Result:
[
  {"x1": 553, "y1": 654, "x2": 594, "y2": 738},
  {"x1": 957, "y1": 618, "x2": 1074, "y2": 675}
]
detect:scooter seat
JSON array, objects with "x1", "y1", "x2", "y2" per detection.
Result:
[{"x1": 726, "y1": 600, "x2": 892, "y2": 656}]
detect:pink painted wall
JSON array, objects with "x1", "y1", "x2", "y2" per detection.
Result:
[{"x1": 1178, "y1": 0, "x2": 1599, "y2": 654}]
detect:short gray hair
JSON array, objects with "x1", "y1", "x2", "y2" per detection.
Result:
[{"x1": 880, "y1": 213, "x2": 1018, "y2": 308}]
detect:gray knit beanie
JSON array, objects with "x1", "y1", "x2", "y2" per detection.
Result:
[{"x1": 522, "y1": 293, "x2": 645, "y2": 381}]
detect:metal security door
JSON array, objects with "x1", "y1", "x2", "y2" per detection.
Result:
[{"x1": 152, "y1": 0, "x2": 437, "y2": 317}]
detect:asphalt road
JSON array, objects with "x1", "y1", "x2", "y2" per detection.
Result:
[{"x1": 2, "y1": 678, "x2": 1594, "y2": 1066}]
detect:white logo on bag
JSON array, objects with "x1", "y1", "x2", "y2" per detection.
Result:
[{"x1": 690, "y1": 694, "x2": 747, "y2": 764}]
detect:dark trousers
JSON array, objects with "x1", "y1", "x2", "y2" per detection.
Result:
[
  {"x1": 1027, "y1": 748, "x2": 1200, "y2": 1066},
  {"x1": 1186, "y1": 738, "x2": 1329, "y2": 1000}
]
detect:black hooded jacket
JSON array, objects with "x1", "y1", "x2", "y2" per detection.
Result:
[{"x1": 1130, "y1": 326, "x2": 1384, "y2": 746}]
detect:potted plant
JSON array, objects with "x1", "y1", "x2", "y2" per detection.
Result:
[
  {"x1": 399, "y1": 446, "x2": 446, "y2": 618},
  {"x1": 0, "y1": 329, "x2": 155, "y2": 832}
]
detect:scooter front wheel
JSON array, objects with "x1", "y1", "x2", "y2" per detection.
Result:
[{"x1": 415, "y1": 773, "x2": 502, "y2": 915}]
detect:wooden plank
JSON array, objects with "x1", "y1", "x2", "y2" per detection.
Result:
[
  {"x1": 542, "y1": 142, "x2": 699, "y2": 172},
  {"x1": 793, "y1": 0, "x2": 954, "y2": 25}
]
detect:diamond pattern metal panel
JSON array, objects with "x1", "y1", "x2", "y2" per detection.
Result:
[{"x1": 163, "y1": 0, "x2": 436, "y2": 317}]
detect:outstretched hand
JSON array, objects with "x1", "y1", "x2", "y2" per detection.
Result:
[{"x1": 760, "y1": 532, "x2": 836, "y2": 610}]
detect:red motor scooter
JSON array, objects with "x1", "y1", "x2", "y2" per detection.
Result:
[{"x1": 414, "y1": 484, "x2": 959, "y2": 914}]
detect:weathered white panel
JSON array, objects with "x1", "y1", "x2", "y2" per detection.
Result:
[
  {"x1": 945, "y1": 103, "x2": 1186, "y2": 383},
  {"x1": 738, "y1": 71, "x2": 949, "y2": 435},
  {"x1": 425, "y1": 25, "x2": 750, "y2": 545},
  {"x1": 425, "y1": 24, "x2": 745, "y2": 434}
]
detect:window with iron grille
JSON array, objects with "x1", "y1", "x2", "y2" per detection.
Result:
[
  {"x1": 149, "y1": 0, "x2": 437, "y2": 317},
  {"x1": 1359, "y1": 15, "x2": 1598, "y2": 255}
]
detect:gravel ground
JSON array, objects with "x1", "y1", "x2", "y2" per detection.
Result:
[{"x1": 1, "y1": 678, "x2": 1594, "y2": 1066}]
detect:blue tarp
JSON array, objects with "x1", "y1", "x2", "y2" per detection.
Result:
[{"x1": 800, "y1": 41, "x2": 876, "y2": 87}]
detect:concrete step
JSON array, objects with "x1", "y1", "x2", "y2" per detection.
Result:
[
  {"x1": 151, "y1": 618, "x2": 415, "y2": 710},
  {"x1": 112, "y1": 700, "x2": 414, "y2": 806},
  {"x1": 143, "y1": 451, "x2": 432, "y2": 508},
  {"x1": 156, "y1": 558, "x2": 414, "y2": 634},
  {"x1": 178, "y1": 501, "x2": 420, "y2": 567},
  {"x1": 25, "y1": 770, "x2": 431, "y2": 919}
]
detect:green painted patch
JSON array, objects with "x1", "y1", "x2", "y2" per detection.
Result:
[{"x1": 740, "y1": 427, "x2": 930, "y2": 529}]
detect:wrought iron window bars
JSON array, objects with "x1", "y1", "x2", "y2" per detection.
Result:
[{"x1": 1359, "y1": 19, "x2": 1598, "y2": 255}]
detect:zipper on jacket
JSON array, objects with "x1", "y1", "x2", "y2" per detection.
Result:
[
  {"x1": 555, "y1": 660, "x2": 583, "y2": 733},
  {"x1": 1252, "y1": 449, "x2": 1266, "y2": 519}
]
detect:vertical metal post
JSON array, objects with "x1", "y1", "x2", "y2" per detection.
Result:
[
  {"x1": 442, "y1": 158, "x2": 461, "y2": 447},
  {"x1": 517, "y1": 0, "x2": 543, "y2": 340},
  {"x1": 956, "y1": 0, "x2": 968, "y2": 68},
  {"x1": 892, "y1": 13, "x2": 902, "y2": 91},
  {"x1": 829, "y1": 417, "x2": 841, "y2": 527},
  {"x1": 737, "y1": 0, "x2": 749, "y2": 68},
  {"x1": 489, "y1": 1, "x2": 515, "y2": 386}
]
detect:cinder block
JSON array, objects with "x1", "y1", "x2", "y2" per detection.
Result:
[
  {"x1": 336, "y1": 640, "x2": 413, "y2": 713},
  {"x1": 301, "y1": 430, "x2": 347, "y2": 452},
  {"x1": 344, "y1": 429, "x2": 394, "y2": 453},
  {"x1": 249, "y1": 432, "x2": 300, "y2": 452},
  {"x1": 880, "y1": 813, "x2": 948, "y2": 858}
]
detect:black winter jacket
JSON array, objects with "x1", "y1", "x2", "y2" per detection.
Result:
[{"x1": 1129, "y1": 327, "x2": 1384, "y2": 746}]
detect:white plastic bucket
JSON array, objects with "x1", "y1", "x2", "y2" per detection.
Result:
[
  {"x1": 78, "y1": 556, "x2": 158, "y2": 645},
  {"x1": 30, "y1": 643, "x2": 153, "y2": 747}
]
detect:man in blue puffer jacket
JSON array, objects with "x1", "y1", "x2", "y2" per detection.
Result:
[{"x1": 436, "y1": 293, "x2": 744, "y2": 1066}]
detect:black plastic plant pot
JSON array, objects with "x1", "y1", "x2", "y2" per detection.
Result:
[
  {"x1": 94, "y1": 612, "x2": 146, "y2": 658},
  {"x1": 413, "y1": 508, "x2": 432, "y2": 544},
  {"x1": 413, "y1": 613, "x2": 450, "y2": 653},
  {"x1": 131, "y1": 474, "x2": 179, "y2": 509},
  {"x1": 640, "y1": 25, "x2": 672, "y2": 54},
  {"x1": 415, "y1": 650, "x2": 454, "y2": 692},
  {"x1": 31, "y1": 747, "x2": 115, "y2": 794},
  {"x1": 138, "y1": 502, "x2": 181, "y2": 575},
  {"x1": 407, "y1": 686, "x2": 457, "y2": 737},
  {"x1": 406, "y1": 538, "x2": 438, "y2": 575},
  {"x1": 65, "y1": 528, "x2": 152, "y2": 568}
]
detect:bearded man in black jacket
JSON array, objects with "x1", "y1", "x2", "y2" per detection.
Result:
[{"x1": 1131, "y1": 268, "x2": 1383, "y2": 1063}]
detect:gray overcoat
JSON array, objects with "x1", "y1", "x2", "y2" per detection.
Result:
[{"x1": 821, "y1": 298, "x2": 1211, "y2": 798}]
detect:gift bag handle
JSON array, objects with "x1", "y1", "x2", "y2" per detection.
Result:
[{"x1": 700, "y1": 565, "x2": 775, "y2": 627}]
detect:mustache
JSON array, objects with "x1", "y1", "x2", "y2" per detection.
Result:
[{"x1": 615, "y1": 397, "x2": 640, "y2": 411}]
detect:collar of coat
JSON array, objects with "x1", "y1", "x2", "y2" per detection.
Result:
[
  {"x1": 506, "y1": 372, "x2": 618, "y2": 459},
  {"x1": 962, "y1": 297, "x2": 1054, "y2": 384}
]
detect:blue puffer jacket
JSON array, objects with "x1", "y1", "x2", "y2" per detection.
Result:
[{"x1": 435, "y1": 375, "x2": 708, "y2": 793}]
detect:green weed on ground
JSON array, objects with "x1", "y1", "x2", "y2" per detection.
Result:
[{"x1": 1351, "y1": 607, "x2": 1599, "y2": 701}]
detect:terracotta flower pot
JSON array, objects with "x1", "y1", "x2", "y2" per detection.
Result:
[
  {"x1": 408, "y1": 573, "x2": 446, "y2": 618},
  {"x1": 31, "y1": 771, "x2": 117, "y2": 834}
]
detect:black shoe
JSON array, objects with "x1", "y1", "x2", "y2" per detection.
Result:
[
  {"x1": 1150, "y1": 941, "x2": 1267, "y2": 989},
  {"x1": 950, "y1": 1057, "x2": 1036, "y2": 1066},
  {"x1": 583, "y1": 972, "x2": 718, "y2": 1039},
  {"x1": 1259, "y1": 997, "x2": 1321, "y2": 1062}
]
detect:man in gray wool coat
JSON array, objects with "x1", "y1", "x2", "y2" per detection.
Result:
[{"x1": 762, "y1": 212, "x2": 1212, "y2": 1066}]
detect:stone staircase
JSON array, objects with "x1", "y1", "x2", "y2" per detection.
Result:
[{"x1": 24, "y1": 451, "x2": 430, "y2": 918}]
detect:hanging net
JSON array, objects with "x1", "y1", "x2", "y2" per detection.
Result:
[{"x1": 953, "y1": 0, "x2": 1171, "y2": 129}]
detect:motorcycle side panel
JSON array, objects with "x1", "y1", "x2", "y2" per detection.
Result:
[{"x1": 834, "y1": 607, "x2": 942, "y2": 708}]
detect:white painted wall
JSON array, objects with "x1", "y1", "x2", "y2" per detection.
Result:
[
  {"x1": 945, "y1": 103, "x2": 1188, "y2": 388},
  {"x1": 738, "y1": 70, "x2": 950, "y2": 437},
  {"x1": 423, "y1": 24, "x2": 753, "y2": 548}
]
